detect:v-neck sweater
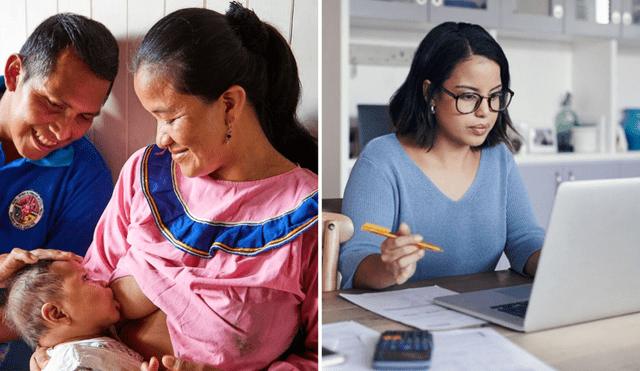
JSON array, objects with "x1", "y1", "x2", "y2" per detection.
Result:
[{"x1": 339, "y1": 134, "x2": 545, "y2": 289}]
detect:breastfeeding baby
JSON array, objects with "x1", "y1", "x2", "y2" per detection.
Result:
[{"x1": 3, "y1": 259, "x2": 144, "y2": 371}]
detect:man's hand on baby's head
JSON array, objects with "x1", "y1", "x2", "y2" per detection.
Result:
[{"x1": 0, "y1": 248, "x2": 83, "y2": 287}]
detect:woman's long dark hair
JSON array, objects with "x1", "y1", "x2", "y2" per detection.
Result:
[
  {"x1": 389, "y1": 22, "x2": 516, "y2": 152},
  {"x1": 132, "y1": 3, "x2": 317, "y2": 173}
]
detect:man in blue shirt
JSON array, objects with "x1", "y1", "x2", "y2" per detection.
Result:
[{"x1": 0, "y1": 13, "x2": 119, "y2": 370}]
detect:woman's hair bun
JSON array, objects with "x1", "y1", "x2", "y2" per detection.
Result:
[{"x1": 226, "y1": 1, "x2": 269, "y2": 55}]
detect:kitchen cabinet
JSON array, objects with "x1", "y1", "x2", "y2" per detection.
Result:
[
  {"x1": 621, "y1": 0, "x2": 640, "y2": 39},
  {"x1": 350, "y1": 0, "x2": 640, "y2": 39},
  {"x1": 350, "y1": 0, "x2": 500, "y2": 28},
  {"x1": 500, "y1": 0, "x2": 565, "y2": 33},
  {"x1": 350, "y1": 0, "x2": 428, "y2": 23},
  {"x1": 620, "y1": 158, "x2": 640, "y2": 175},
  {"x1": 428, "y1": 0, "x2": 501, "y2": 28},
  {"x1": 517, "y1": 156, "x2": 640, "y2": 230},
  {"x1": 565, "y1": 0, "x2": 623, "y2": 38}
]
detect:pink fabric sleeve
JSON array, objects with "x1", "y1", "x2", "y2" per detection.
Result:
[
  {"x1": 268, "y1": 227, "x2": 319, "y2": 371},
  {"x1": 83, "y1": 149, "x2": 143, "y2": 282}
]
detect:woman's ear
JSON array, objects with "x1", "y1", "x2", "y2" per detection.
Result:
[
  {"x1": 423, "y1": 79, "x2": 437, "y2": 108},
  {"x1": 4, "y1": 54, "x2": 24, "y2": 92},
  {"x1": 220, "y1": 85, "x2": 247, "y2": 126},
  {"x1": 41, "y1": 303, "x2": 70, "y2": 326},
  {"x1": 422, "y1": 79, "x2": 431, "y2": 99}
]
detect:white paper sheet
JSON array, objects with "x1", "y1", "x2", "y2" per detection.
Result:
[
  {"x1": 321, "y1": 321, "x2": 380, "y2": 370},
  {"x1": 321, "y1": 321, "x2": 557, "y2": 371},
  {"x1": 340, "y1": 285, "x2": 486, "y2": 330},
  {"x1": 430, "y1": 327, "x2": 557, "y2": 371}
]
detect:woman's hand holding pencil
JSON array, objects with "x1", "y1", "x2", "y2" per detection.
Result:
[
  {"x1": 353, "y1": 222, "x2": 434, "y2": 288},
  {"x1": 362, "y1": 222, "x2": 443, "y2": 252}
]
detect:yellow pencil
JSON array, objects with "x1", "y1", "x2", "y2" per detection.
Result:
[{"x1": 361, "y1": 222, "x2": 443, "y2": 252}]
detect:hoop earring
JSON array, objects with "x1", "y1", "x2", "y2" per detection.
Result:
[{"x1": 430, "y1": 105, "x2": 436, "y2": 114}]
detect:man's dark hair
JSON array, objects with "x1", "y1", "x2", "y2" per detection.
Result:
[{"x1": 19, "y1": 13, "x2": 119, "y2": 99}]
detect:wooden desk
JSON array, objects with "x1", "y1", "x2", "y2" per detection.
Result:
[{"x1": 323, "y1": 270, "x2": 640, "y2": 371}]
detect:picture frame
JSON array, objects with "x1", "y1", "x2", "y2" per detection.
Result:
[{"x1": 528, "y1": 127, "x2": 557, "y2": 154}]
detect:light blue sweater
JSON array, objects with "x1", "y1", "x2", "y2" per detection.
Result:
[{"x1": 339, "y1": 134, "x2": 545, "y2": 289}]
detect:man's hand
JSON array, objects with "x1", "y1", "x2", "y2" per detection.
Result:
[
  {"x1": 141, "y1": 356, "x2": 223, "y2": 371},
  {"x1": 0, "y1": 248, "x2": 83, "y2": 287}
]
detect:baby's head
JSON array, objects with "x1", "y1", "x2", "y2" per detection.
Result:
[{"x1": 4, "y1": 260, "x2": 121, "y2": 348}]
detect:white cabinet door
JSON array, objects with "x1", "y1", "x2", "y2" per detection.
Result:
[
  {"x1": 517, "y1": 163, "x2": 561, "y2": 231},
  {"x1": 350, "y1": 0, "x2": 428, "y2": 23},
  {"x1": 501, "y1": 0, "x2": 565, "y2": 33},
  {"x1": 517, "y1": 160, "x2": 621, "y2": 230},
  {"x1": 565, "y1": 161, "x2": 621, "y2": 181},
  {"x1": 428, "y1": 0, "x2": 501, "y2": 28},
  {"x1": 620, "y1": 0, "x2": 640, "y2": 39},
  {"x1": 565, "y1": 0, "x2": 623, "y2": 37},
  {"x1": 619, "y1": 158, "x2": 640, "y2": 177}
]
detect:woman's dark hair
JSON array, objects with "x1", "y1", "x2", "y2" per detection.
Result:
[
  {"x1": 19, "y1": 13, "x2": 119, "y2": 101},
  {"x1": 389, "y1": 22, "x2": 516, "y2": 151},
  {"x1": 132, "y1": 3, "x2": 318, "y2": 173}
]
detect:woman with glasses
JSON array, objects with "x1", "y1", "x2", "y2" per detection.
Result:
[{"x1": 338, "y1": 22, "x2": 544, "y2": 290}]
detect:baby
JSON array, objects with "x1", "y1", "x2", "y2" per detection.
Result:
[{"x1": 3, "y1": 259, "x2": 144, "y2": 371}]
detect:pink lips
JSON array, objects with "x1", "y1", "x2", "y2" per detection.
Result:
[
  {"x1": 470, "y1": 125, "x2": 489, "y2": 136},
  {"x1": 170, "y1": 148, "x2": 187, "y2": 162}
]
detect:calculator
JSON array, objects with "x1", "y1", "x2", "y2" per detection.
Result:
[{"x1": 372, "y1": 330, "x2": 433, "y2": 370}]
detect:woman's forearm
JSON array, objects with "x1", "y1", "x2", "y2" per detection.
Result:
[
  {"x1": 524, "y1": 250, "x2": 541, "y2": 277},
  {"x1": 353, "y1": 254, "x2": 397, "y2": 290},
  {"x1": 110, "y1": 275, "x2": 173, "y2": 362},
  {"x1": 120, "y1": 309, "x2": 174, "y2": 363},
  {"x1": 0, "y1": 307, "x2": 21, "y2": 343}
]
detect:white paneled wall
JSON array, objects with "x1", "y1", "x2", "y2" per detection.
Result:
[{"x1": 0, "y1": 0, "x2": 318, "y2": 181}]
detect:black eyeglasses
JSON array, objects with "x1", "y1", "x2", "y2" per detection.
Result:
[{"x1": 440, "y1": 87, "x2": 514, "y2": 114}]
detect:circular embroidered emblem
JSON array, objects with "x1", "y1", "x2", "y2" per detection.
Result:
[{"x1": 8, "y1": 190, "x2": 44, "y2": 230}]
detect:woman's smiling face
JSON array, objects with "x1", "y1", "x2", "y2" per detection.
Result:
[
  {"x1": 432, "y1": 55, "x2": 502, "y2": 149},
  {"x1": 133, "y1": 68, "x2": 230, "y2": 178}
]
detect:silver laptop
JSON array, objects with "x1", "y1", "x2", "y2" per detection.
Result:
[{"x1": 433, "y1": 177, "x2": 640, "y2": 332}]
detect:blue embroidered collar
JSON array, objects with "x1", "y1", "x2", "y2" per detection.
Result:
[{"x1": 140, "y1": 145, "x2": 318, "y2": 258}]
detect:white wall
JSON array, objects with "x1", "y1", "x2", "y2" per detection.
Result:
[
  {"x1": 500, "y1": 38, "x2": 573, "y2": 131},
  {"x1": 0, "y1": 0, "x2": 318, "y2": 181}
]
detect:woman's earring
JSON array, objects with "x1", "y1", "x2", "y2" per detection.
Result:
[
  {"x1": 430, "y1": 105, "x2": 436, "y2": 115},
  {"x1": 226, "y1": 129, "x2": 232, "y2": 145}
]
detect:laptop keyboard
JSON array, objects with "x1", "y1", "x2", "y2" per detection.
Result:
[{"x1": 491, "y1": 301, "x2": 529, "y2": 318}]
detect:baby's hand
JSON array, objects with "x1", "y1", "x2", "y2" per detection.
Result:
[
  {"x1": 141, "y1": 356, "x2": 223, "y2": 371},
  {"x1": 140, "y1": 357, "x2": 160, "y2": 371},
  {"x1": 29, "y1": 346, "x2": 50, "y2": 371}
]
